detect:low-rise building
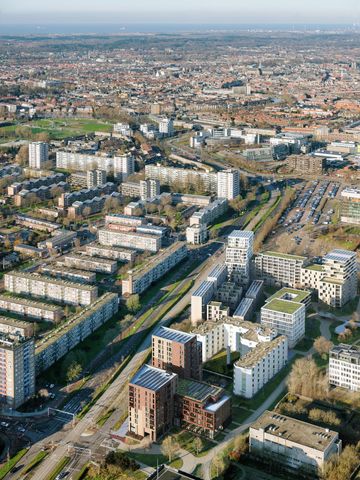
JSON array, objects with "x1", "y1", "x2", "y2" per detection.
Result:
[
  {"x1": 249, "y1": 411, "x2": 342, "y2": 473},
  {"x1": 85, "y1": 243, "x2": 136, "y2": 262},
  {"x1": 98, "y1": 228, "x2": 161, "y2": 253},
  {"x1": 61, "y1": 254, "x2": 117, "y2": 274},
  {"x1": 41, "y1": 265, "x2": 96, "y2": 284}
]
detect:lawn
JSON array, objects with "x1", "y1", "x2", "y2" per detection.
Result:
[
  {"x1": 0, "y1": 449, "x2": 27, "y2": 480},
  {"x1": 295, "y1": 317, "x2": 321, "y2": 353},
  {"x1": 231, "y1": 406, "x2": 252, "y2": 424},
  {"x1": 20, "y1": 450, "x2": 48, "y2": 475},
  {"x1": 45, "y1": 456, "x2": 70, "y2": 480},
  {"x1": 175, "y1": 431, "x2": 216, "y2": 457},
  {"x1": 204, "y1": 349, "x2": 240, "y2": 375},
  {"x1": 126, "y1": 452, "x2": 167, "y2": 467}
]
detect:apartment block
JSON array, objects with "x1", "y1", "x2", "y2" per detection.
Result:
[
  {"x1": 152, "y1": 327, "x2": 202, "y2": 380},
  {"x1": 120, "y1": 181, "x2": 141, "y2": 198},
  {"x1": 87, "y1": 169, "x2": 107, "y2": 187},
  {"x1": 56, "y1": 151, "x2": 135, "y2": 180},
  {"x1": 41, "y1": 265, "x2": 96, "y2": 284},
  {"x1": 122, "y1": 242, "x2": 187, "y2": 295},
  {"x1": 98, "y1": 228, "x2": 161, "y2": 252},
  {"x1": 186, "y1": 224, "x2": 208, "y2": 245},
  {"x1": 0, "y1": 335, "x2": 35, "y2": 409},
  {"x1": 250, "y1": 411, "x2": 341, "y2": 473},
  {"x1": 0, "y1": 295, "x2": 63, "y2": 323},
  {"x1": 340, "y1": 188, "x2": 360, "y2": 225},
  {"x1": 128, "y1": 365, "x2": 178, "y2": 441},
  {"x1": 61, "y1": 254, "x2": 118, "y2": 274},
  {"x1": 58, "y1": 183, "x2": 116, "y2": 208},
  {"x1": 175, "y1": 378, "x2": 231, "y2": 439},
  {"x1": 254, "y1": 251, "x2": 308, "y2": 288},
  {"x1": 226, "y1": 230, "x2": 254, "y2": 286},
  {"x1": 0, "y1": 316, "x2": 34, "y2": 338},
  {"x1": 261, "y1": 299, "x2": 305, "y2": 348},
  {"x1": 85, "y1": 243, "x2": 136, "y2": 263},
  {"x1": 140, "y1": 179, "x2": 160, "y2": 201},
  {"x1": 15, "y1": 214, "x2": 60, "y2": 233},
  {"x1": 35, "y1": 293, "x2": 118, "y2": 373},
  {"x1": 4, "y1": 271, "x2": 98, "y2": 306},
  {"x1": 191, "y1": 281, "x2": 216, "y2": 325},
  {"x1": 216, "y1": 282, "x2": 243, "y2": 310},
  {"x1": 68, "y1": 192, "x2": 121, "y2": 219},
  {"x1": 189, "y1": 198, "x2": 228, "y2": 227},
  {"x1": 8, "y1": 173, "x2": 65, "y2": 196},
  {"x1": 217, "y1": 169, "x2": 240, "y2": 200},
  {"x1": 233, "y1": 335, "x2": 288, "y2": 398},
  {"x1": 288, "y1": 155, "x2": 325, "y2": 175},
  {"x1": 329, "y1": 343, "x2": 360, "y2": 391},
  {"x1": 29, "y1": 142, "x2": 49, "y2": 169},
  {"x1": 145, "y1": 165, "x2": 218, "y2": 193}
]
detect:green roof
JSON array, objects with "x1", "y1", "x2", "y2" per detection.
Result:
[
  {"x1": 263, "y1": 251, "x2": 306, "y2": 261},
  {"x1": 176, "y1": 378, "x2": 222, "y2": 402},
  {"x1": 305, "y1": 264, "x2": 325, "y2": 272},
  {"x1": 267, "y1": 288, "x2": 311, "y2": 304},
  {"x1": 263, "y1": 298, "x2": 303, "y2": 315}
]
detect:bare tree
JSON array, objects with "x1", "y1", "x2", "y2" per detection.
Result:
[
  {"x1": 161, "y1": 435, "x2": 179, "y2": 463},
  {"x1": 313, "y1": 336, "x2": 333, "y2": 356}
]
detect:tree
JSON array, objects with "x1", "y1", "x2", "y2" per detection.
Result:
[
  {"x1": 314, "y1": 336, "x2": 333, "y2": 357},
  {"x1": 287, "y1": 357, "x2": 327, "y2": 399},
  {"x1": 193, "y1": 437, "x2": 204, "y2": 456},
  {"x1": 161, "y1": 435, "x2": 179, "y2": 463},
  {"x1": 321, "y1": 444, "x2": 360, "y2": 480},
  {"x1": 105, "y1": 451, "x2": 139, "y2": 471},
  {"x1": 211, "y1": 454, "x2": 227, "y2": 479},
  {"x1": 66, "y1": 361, "x2": 82, "y2": 383},
  {"x1": 16, "y1": 145, "x2": 29, "y2": 166},
  {"x1": 82, "y1": 206, "x2": 92, "y2": 218},
  {"x1": 126, "y1": 294, "x2": 141, "y2": 313}
]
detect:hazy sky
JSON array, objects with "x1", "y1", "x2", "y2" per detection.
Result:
[{"x1": 1, "y1": 0, "x2": 359, "y2": 25}]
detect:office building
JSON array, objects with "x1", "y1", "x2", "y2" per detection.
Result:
[
  {"x1": 29, "y1": 142, "x2": 49, "y2": 169},
  {"x1": 233, "y1": 335, "x2": 288, "y2": 398},
  {"x1": 152, "y1": 327, "x2": 202, "y2": 380},
  {"x1": 217, "y1": 169, "x2": 240, "y2": 200},
  {"x1": 254, "y1": 251, "x2": 308, "y2": 288},
  {"x1": 128, "y1": 364, "x2": 178, "y2": 441},
  {"x1": 122, "y1": 243, "x2": 187, "y2": 295},
  {"x1": 329, "y1": 343, "x2": 360, "y2": 391},
  {"x1": 4, "y1": 271, "x2": 98, "y2": 306},
  {"x1": 261, "y1": 298, "x2": 305, "y2": 348},
  {"x1": 98, "y1": 228, "x2": 161, "y2": 253},
  {"x1": 0, "y1": 335, "x2": 35, "y2": 409},
  {"x1": 340, "y1": 188, "x2": 360, "y2": 225},
  {"x1": 140, "y1": 179, "x2": 160, "y2": 201},
  {"x1": 249, "y1": 411, "x2": 341, "y2": 473},
  {"x1": 225, "y1": 230, "x2": 254, "y2": 286}
]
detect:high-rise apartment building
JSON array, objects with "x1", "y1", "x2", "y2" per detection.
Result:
[
  {"x1": 140, "y1": 179, "x2": 160, "y2": 201},
  {"x1": 217, "y1": 169, "x2": 240, "y2": 200},
  {"x1": 225, "y1": 230, "x2": 254, "y2": 286},
  {"x1": 340, "y1": 188, "x2": 360, "y2": 225},
  {"x1": 159, "y1": 118, "x2": 174, "y2": 136},
  {"x1": 152, "y1": 327, "x2": 202, "y2": 380},
  {"x1": 86, "y1": 169, "x2": 107, "y2": 188},
  {"x1": 254, "y1": 251, "x2": 307, "y2": 288},
  {"x1": 29, "y1": 142, "x2": 49, "y2": 169},
  {"x1": 0, "y1": 335, "x2": 35, "y2": 409}
]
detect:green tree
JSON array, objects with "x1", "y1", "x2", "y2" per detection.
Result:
[
  {"x1": 126, "y1": 294, "x2": 141, "y2": 313},
  {"x1": 193, "y1": 437, "x2": 204, "y2": 455},
  {"x1": 66, "y1": 361, "x2": 82, "y2": 383}
]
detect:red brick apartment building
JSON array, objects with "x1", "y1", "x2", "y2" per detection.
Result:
[{"x1": 152, "y1": 326, "x2": 202, "y2": 380}]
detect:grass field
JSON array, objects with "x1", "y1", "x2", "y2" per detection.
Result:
[
  {"x1": 0, "y1": 117, "x2": 113, "y2": 142},
  {"x1": 295, "y1": 317, "x2": 321, "y2": 352}
]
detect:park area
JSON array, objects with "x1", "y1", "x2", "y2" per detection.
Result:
[{"x1": 0, "y1": 117, "x2": 113, "y2": 143}]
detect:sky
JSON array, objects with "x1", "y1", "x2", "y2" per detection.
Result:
[{"x1": 0, "y1": 0, "x2": 359, "y2": 26}]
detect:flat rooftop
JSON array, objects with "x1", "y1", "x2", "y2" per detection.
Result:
[
  {"x1": 0, "y1": 294, "x2": 62, "y2": 311},
  {"x1": 235, "y1": 335, "x2": 287, "y2": 368},
  {"x1": 228, "y1": 230, "x2": 254, "y2": 240},
  {"x1": 130, "y1": 364, "x2": 177, "y2": 391},
  {"x1": 261, "y1": 251, "x2": 307, "y2": 261},
  {"x1": 262, "y1": 299, "x2": 303, "y2": 315},
  {"x1": 267, "y1": 288, "x2": 311, "y2": 304},
  {"x1": 324, "y1": 249, "x2": 356, "y2": 263},
  {"x1": 5, "y1": 271, "x2": 97, "y2": 292},
  {"x1": 153, "y1": 326, "x2": 195, "y2": 344},
  {"x1": 251, "y1": 410, "x2": 339, "y2": 452},
  {"x1": 177, "y1": 378, "x2": 222, "y2": 403}
]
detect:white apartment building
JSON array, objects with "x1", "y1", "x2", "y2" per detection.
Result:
[
  {"x1": 189, "y1": 198, "x2": 228, "y2": 227},
  {"x1": 145, "y1": 165, "x2": 218, "y2": 193},
  {"x1": 29, "y1": 142, "x2": 49, "y2": 169},
  {"x1": 159, "y1": 118, "x2": 174, "y2": 136},
  {"x1": 186, "y1": 224, "x2": 208, "y2": 245},
  {"x1": 319, "y1": 249, "x2": 357, "y2": 308},
  {"x1": 340, "y1": 187, "x2": 360, "y2": 225},
  {"x1": 61, "y1": 254, "x2": 117, "y2": 274},
  {"x1": 41, "y1": 265, "x2": 96, "y2": 284},
  {"x1": 0, "y1": 335, "x2": 35, "y2": 409},
  {"x1": 85, "y1": 243, "x2": 136, "y2": 263},
  {"x1": 56, "y1": 152, "x2": 135, "y2": 180},
  {"x1": 191, "y1": 281, "x2": 216, "y2": 325},
  {"x1": 261, "y1": 299, "x2": 305, "y2": 348},
  {"x1": 140, "y1": 179, "x2": 160, "y2": 201},
  {"x1": 193, "y1": 318, "x2": 277, "y2": 362},
  {"x1": 98, "y1": 228, "x2": 161, "y2": 252},
  {"x1": 217, "y1": 169, "x2": 240, "y2": 200},
  {"x1": 0, "y1": 294, "x2": 63, "y2": 323},
  {"x1": 225, "y1": 230, "x2": 254, "y2": 286},
  {"x1": 87, "y1": 169, "x2": 107, "y2": 187},
  {"x1": 233, "y1": 335, "x2": 288, "y2": 398},
  {"x1": 122, "y1": 243, "x2": 187, "y2": 295},
  {"x1": 4, "y1": 272, "x2": 98, "y2": 306},
  {"x1": 329, "y1": 343, "x2": 360, "y2": 391},
  {"x1": 250, "y1": 411, "x2": 341, "y2": 473},
  {"x1": 254, "y1": 251, "x2": 307, "y2": 288}
]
